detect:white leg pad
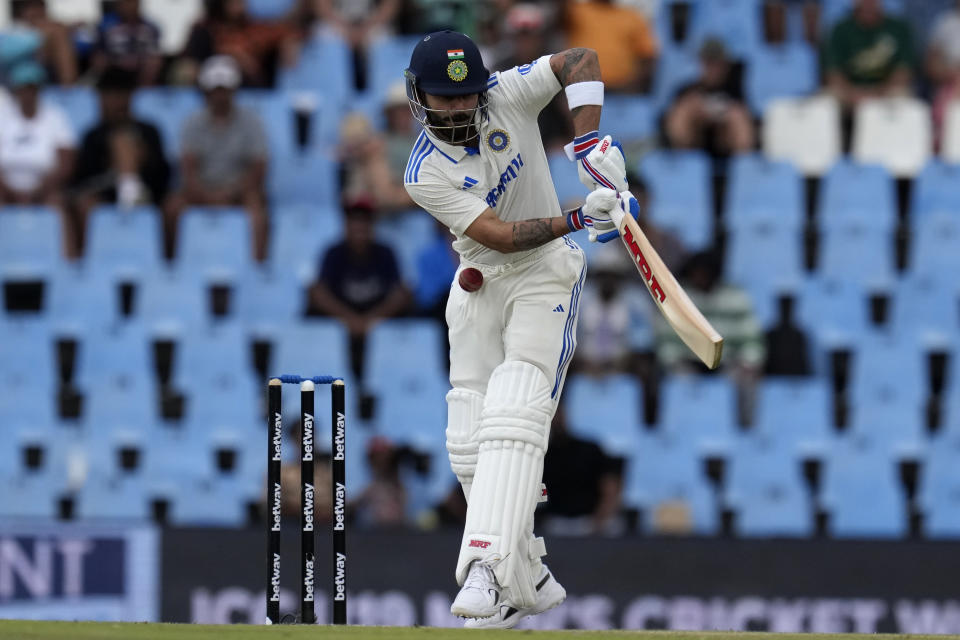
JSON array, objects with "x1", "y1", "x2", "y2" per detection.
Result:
[
  {"x1": 446, "y1": 388, "x2": 485, "y2": 501},
  {"x1": 455, "y1": 361, "x2": 553, "y2": 609}
]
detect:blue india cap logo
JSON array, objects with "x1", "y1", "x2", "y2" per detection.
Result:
[{"x1": 487, "y1": 129, "x2": 509, "y2": 152}]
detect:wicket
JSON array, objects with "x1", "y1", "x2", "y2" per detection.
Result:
[{"x1": 266, "y1": 375, "x2": 346, "y2": 625}]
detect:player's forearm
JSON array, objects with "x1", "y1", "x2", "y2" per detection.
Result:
[
  {"x1": 509, "y1": 217, "x2": 570, "y2": 251},
  {"x1": 550, "y1": 47, "x2": 602, "y2": 135}
]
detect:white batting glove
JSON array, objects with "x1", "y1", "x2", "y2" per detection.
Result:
[
  {"x1": 564, "y1": 132, "x2": 628, "y2": 193},
  {"x1": 565, "y1": 187, "x2": 619, "y2": 241}
]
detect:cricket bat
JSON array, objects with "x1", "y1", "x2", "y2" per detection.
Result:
[{"x1": 609, "y1": 201, "x2": 724, "y2": 369}]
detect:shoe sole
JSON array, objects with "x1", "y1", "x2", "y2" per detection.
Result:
[{"x1": 465, "y1": 581, "x2": 567, "y2": 629}]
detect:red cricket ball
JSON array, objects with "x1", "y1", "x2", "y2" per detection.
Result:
[{"x1": 458, "y1": 267, "x2": 483, "y2": 292}]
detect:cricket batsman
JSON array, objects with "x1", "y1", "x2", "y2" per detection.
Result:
[{"x1": 403, "y1": 30, "x2": 637, "y2": 628}]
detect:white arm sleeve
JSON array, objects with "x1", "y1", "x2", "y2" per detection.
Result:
[
  {"x1": 490, "y1": 55, "x2": 561, "y2": 117},
  {"x1": 405, "y1": 170, "x2": 489, "y2": 237}
]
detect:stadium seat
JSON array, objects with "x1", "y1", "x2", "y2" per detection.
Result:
[
  {"x1": 918, "y1": 432, "x2": 960, "y2": 538},
  {"x1": 375, "y1": 210, "x2": 435, "y2": 286},
  {"x1": 599, "y1": 95, "x2": 656, "y2": 143},
  {"x1": 746, "y1": 43, "x2": 817, "y2": 115},
  {"x1": 725, "y1": 435, "x2": 813, "y2": 537},
  {"x1": 910, "y1": 161, "x2": 960, "y2": 219},
  {"x1": 268, "y1": 151, "x2": 339, "y2": 211},
  {"x1": 752, "y1": 377, "x2": 834, "y2": 453},
  {"x1": 172, "y1": 321, "x2": 253, "y2": 389},
  {"x1": 548, "y1": 150, "x2": 586, "y2": 209},
  {"x1": 818, "y1": 160, "x2": 897, "y2": 233},
  {"x1": 236, "y1": 90, "x2": 297, "y2": 158},
  {"x1": 74, "y1": 323, "x2": 153, "y2": 391},
  {"x1": 135, "y1": 272, "x2": 208, "y2": 337},
  {"x1": 84, "y1": 205, "x2": 164, "y2": 281},
  {"x1": 564, "y1": 374, "x2": 644, "y2": 457},
  {"x1": 638, "y1": 150, "x2": 713, "y2": 250},
  {"x1": 278, "y1": 32, "x2": 353, "y2": 110},
  {"x1": 849, "y1": 332, "x2": 926, "y2": 416},
  {"x1": 725, "y1": 154, "x2": 804, "y2": 230},
  {"x1": 763, "y1": 95, "x2": 842, "y2": 176},
  {"x1": 365, "y1": 34, "x2": 424, "y2": 106},
  {"x1": 852, "y1": 97, "x2": 931, "y2": 178},
  {"x1": 907, "y1": 212, "x2": 960, "y2": 282},
  {"x1": 821, "y1": 435, "x2": 907, "y2": 538},
  {"x1": 168, "y1": 475, "x2": 250, "y2": 526},
  {"x1": 725, "y1": 222, "x2": 804, "y2": 291},
  {"x1": 141, "y1": 0, "x2": 203, "y2": 54},
  {"x1": 624, "y1": 433, "x2": 718, "y2": 535},
  {"x1": 268, "y1": 204, "x2": 342, "y2": 282},
  {"x1": 658, "y1": 376, "x2": 738, "y2": 454},
  {"x1": 889, "y1": 275, "x2": 960, "y2": 343},
  {"x1": 0, "y1": 206, "x2": 63, "y2": 279},
  {"x1": 42, "y1": 86, "x2": 97, "y2": 136},
  {"x1": 373, "y1": 372, "x2": 448, "y2": 452},
  {"x1": 795, "y1": 278, "x2": 871, "y2": 353},
  {"x1": 48, "y1": 266, "x2": 119, "y2": 337},
  {"x1": 0, "y1": 316, "x2": 56, "y2": 391},
  {"x1": 687, "y1": 0, "x2": 762, "y2": 61},
  {"x1": 131, "y1": 88, "x2": 202, "y2": 159},
  {"x1": 818, "y1": 226, "x2": 896, "y2": 288},
  {"x1": 235, "y1": 265, "x2": 305, "y2": 338},
  {"x1": 175, "y1": 207, "x2": 254, "y2": 283},
  {"x1": 75, "y1": 475, "x2": 152, "y2": 521},
  {"x1": 0, "y1": 427, "x2": 68, "y2": 519},
  {"x1": 245, "y1": 0, "x2": 296, "y2": 18},
  {"x1": 846, "y1": 401, "x2": 925, "y2": 454},
  {"x1": 651, "y1": 47, "x2": 701, "y2": 114},
  {"x1": 271, "y1": 319, "x2": 353, "y2": 418},
  {"x1": 364, "y1": 319, "x2": 446, "y2": 390}
]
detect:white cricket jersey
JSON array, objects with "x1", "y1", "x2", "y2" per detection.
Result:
[{"x1": 404, "y1": 54, "x2": 563, "y2": 266}]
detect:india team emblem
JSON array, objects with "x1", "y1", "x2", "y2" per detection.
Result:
[
  {"x1": 447, "y1": 59, "x2": 468, "y2": 82},
  {"x1": 487, "y1": 129, "x2": 509, "y2": 152}
]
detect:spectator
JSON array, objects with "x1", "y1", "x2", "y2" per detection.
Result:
[
  {"x1": 10, "y1": 0, "x2": 77, "y2": 85},
  {"x1": 72, "y1": 67, "x2": 170, "y2": 252},
  {"x1": 492, "y1": 3, "x2": 572, "y2": 152},
  {"x1": 823, "y1": 0, "x2": 915, "y2": 111},
  {"x1": 165, "y1": 55, "x2": 269, "y2": 261},
  {"x1": 0, "y1": 60, "x2": 76, "y2": 256},
  {"x1": 89, "y1": 0, "x2": 164, "y2": 86},
  {"x1": 314, "y1": 0, "x2": 400, "y2": 91},
  {"x1": 307, "y1": 198, "x2": 410, "y2": 380},
  {"x1": 564, "y1": 0, "x2": 658, "y2": 93},
  {"x1": 763, "y1": 0, "x2": 822, "y2": 45},
  {"x1": 664, "y1": 38, "x2": 755, "y2": 157},
  {"x1": 926, "y1": 0, "x2": 960, "y2": 148},
  {"x1": 178, "y1": 0, "x2": 298, "y2": 87},
  {"x1": 350, "y1": 436, "x2": 407, "y2": 528},
  {"x1": 538, "y1": 405, "x2": 624, "y2": 536}
]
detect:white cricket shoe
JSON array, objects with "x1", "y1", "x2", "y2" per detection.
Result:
[
  {"x1": 463, "y1": 565, "x2": 566, "y2": 629},
  {"x1": 450, "y1": 560, "x2": 502, "y2": 619}
]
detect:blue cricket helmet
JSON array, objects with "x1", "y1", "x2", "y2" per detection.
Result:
[{"x1": 405, "y1": 30, "x2": 489, "y2": 96}]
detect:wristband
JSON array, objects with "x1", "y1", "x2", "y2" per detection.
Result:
[
  {"x1": 565, "y1": 207, "x2": 585, "y2": 232},
  {"x1": 565, "y1": 81, "x2": 604, "y2": 109},
  {"x1": 563, "y1": 130, "x2": 599, "y2": 161}
]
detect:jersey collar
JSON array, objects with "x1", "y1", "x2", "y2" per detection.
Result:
[{"x1": 424, "y1": 128, "x2": 478, "y2": 163}]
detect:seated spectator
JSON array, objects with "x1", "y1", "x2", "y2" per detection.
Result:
[
  {"x1": 823, "y1": 0, "x2": 914, "y2": 112},
  {"x1": 665, "y1": 38, "x2": 755, "y2": 157},
  {"x1": 72, "y1": 67, "x2": 170, "y2": 252},
  {"x1": 0, "y1": 60, "x2": 76, "y2": 256},
  {"x1": 564, "y1": 0, "x2": 658, "y2": 93},
  {"x1": 10, "y1": 0, "x2": 77, "y2": 85},
  {"x1": 492, "y1": 3, "x2": 571, "y2": 152},
  {"x1": 165, "y1": 55, "x2": 269, "y2": 261},
  {"x1": 89, "y1": 0, "x2": 163, "y2": 86},
  {"x1": 306, "y1": 198, "x2": 410, "y2": 380},
  {"x1": 350, "y1": 436, "x2": 407, "y2": 528},
  {"x1": 926, "y1": 0, "x2": 960, "y2": 148},
  {"x1": 538, "y1": 405, "x2": 624, "y2": 536},
  {"x1": 178, "y1": 0, "x2": 298, "y2": 87}
]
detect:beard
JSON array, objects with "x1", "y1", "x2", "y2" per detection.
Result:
[{"x1": 427, "y1": 110, "x2": 478, "y2": 145}]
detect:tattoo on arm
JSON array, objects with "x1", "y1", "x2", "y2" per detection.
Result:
[
  {"x1": 511, "y1": 219, "x2": 557, "y2": 250},
  {"x1": 556, "y1": 47, "x2": 600, "y2": 86}
]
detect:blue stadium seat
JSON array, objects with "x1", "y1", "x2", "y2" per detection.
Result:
[
  {"x1": 746, "y1": 43, "x2": 817, "y2": 115},
  {"x1": 564, "y1": 374, "x2": 644, "y2": 457},
  {"x1": 83, "y1": 374, "x2": 159, "y2": 430},
  {"x1": 726, "y1": 224, "x2": 803, "y2": 297},
  {"x1": 167, "y1": 475, "x2": 250, "y2": 526},
  {"x1": 271, "y1": 319, "x2": 352, "y2": 418},
  {"x1": 818, "y1": 226, "x2": 896, "y2": 287},
  {"x1": 245, "y1": 0, "x2": 295, "y2": 18},
  {"x1": 599, "y1": 95, "x2": 656, "y2": 143},
  {"x1": 918, "y1": 432, "x2": 960, "y2": 538},
  {"x1": 131, "y1": 88, "x2": 202, "y2": 160},
  {"x1": 726, "y1": 154, "x2": 804, "y2": 230},
  {"x1": 74, "y1": 323, "x2": 153, "y2": 391},
  {"x1": 849, "y1": 332, "x2": 926, "y2": 408},
  {"x1": 0, "y1": 206, "x2": 63, "y2": 279},
  {"x1": 42, "y1": 86, "x2": 98, "y2": 135},
  {"x1": 135, "y1": 272, "x2": 208, "y2": 337},
  {"x1": 364, "y1": 319, "x2": 446, "y2": 391},
  {"x1": 236, "y1": 90, "x2": 297, "y2": 158},
  {"x1": 172, "y1": 321, "x2": 256, "y2": 394},
  {"x1": 908, "y1": 212, "x2": 960, "y2": 281},
  {"x1": 819, "y1": 160, "x2": 897, "y2": 233},
  {"x1": 268, "y1": 205, "x2": 342, "y2": 281},
  {"x1": 624, "y1": 433, "x2": 718, "y2": 534},
  {"x1": 910, "y1": 161, "x2": 960, "y2": 219},
  {"x1": 638, "y1": 150, "x2": 713, "y2": 250},
  {"x1": 795, "y1": 278, "x2": 871, "y2": 353},
  {"x1": 891, "y1": 274, "x2": 960, "y2": 339},
  {"x1": 0, "y1": 376, "x2": 56, "y2": 436},
  {"x1": 688, "y1": 0, "x2": 762, "y2": 61},
  {"x1": 76, "y1": 476, "x2": 152, "y2": 520},
  {"x1": 85, "y1": 205, "x2": 164, "y2": 281},
  {"x1": 0, "y1": 316, "x2": 56, "y2": 391},
  {"x1": 278, "y1": 32, "x2": 353, "y2": 110},
  {"x1": 0, "y1": 427, "x2": 67, "y2": 519},
  {"x1": 658, "y1": 375, "x2": 738, "y2": 454},
  {"x1": 234, "y1": 265, "x2": 304, "y2": 338},
  {"x1": 176, "y1": 207, "x2": 254, "y2": 283},
  {"x1": 268, "y1": 149, "x2": 338, "y2": 210},
  {"x1": 549, "y1": 150, "x2": 585, "y2": 209},
  {"x1": 821, "y1": 436, "x2": 907, "y2": 538},
  {"x1": 752, "y1": 377, "x2": 833, "y2": 453},
  {"x1": 651, "y1": 47, "x2": 701, "y2": 114},
  {"x1": 373, "y1": 372, "x2": 448, "y2": 452},
  {"x1": 725, "y1": 434, "x2": 813, "y2": 536},
  {"x1": 375, "y1": 210, "x2": 435, "y2": 286},
  {"x1": 365, "y1": 35, "x2": 424, "y2": 106},
  {"x1": 847, "y1": 401, "x2": 925, "y2": 454}
]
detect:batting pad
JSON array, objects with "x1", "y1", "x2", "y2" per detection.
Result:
[
  {"x1": 456, "y1": 361, "x2": 553, "y2": 609},
  {"x1": 446, "y1": 388, "x2": 485, "y2": 501}
]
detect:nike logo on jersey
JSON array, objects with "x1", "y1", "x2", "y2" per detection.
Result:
[
  {"x1": 461, "y1": 176, "x2": 478, "y2": 190},
  {"x1": 553, "y1": 304, "x2": 565, "y2": 313}
]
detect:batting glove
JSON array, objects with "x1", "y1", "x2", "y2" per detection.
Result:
[
  {"x1": 565, "y1": 187, "x2": 619, "y2": 241},
  {"x1": 565, "y1": 132, "x2": 628, "y2": 193},
  {"x1": 595, "y1": 190, "x2": 641, "y2": 244}
]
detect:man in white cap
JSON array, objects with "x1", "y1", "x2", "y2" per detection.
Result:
[{"x1": 165, "y1": 54, "x2": 269, "y2": 261}]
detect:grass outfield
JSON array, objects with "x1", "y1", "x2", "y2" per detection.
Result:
[{"x1": 0, "y1": 622, "x2": 951, "y2": 640}]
